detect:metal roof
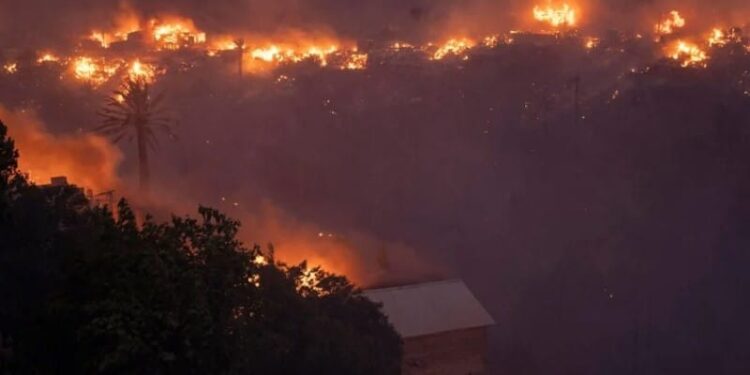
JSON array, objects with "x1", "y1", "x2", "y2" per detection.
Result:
[{"x1": 363, "y1": 279, "x2": 495, "y2": 338}]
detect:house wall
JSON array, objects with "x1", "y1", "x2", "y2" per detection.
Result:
[{"x1": 402, "y1": 327, "x2": 489, "y2": 375}]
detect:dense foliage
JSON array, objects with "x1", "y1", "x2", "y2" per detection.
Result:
[{"x1": 0, "y1": 120, "x2": 401, "y2": 374}]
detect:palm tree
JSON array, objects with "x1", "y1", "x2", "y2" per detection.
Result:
[
  {"x1": 96, "y1": 78, "x2": 173, "y2": 194},
  {"x1": 234, "y1": 38, "x2": 246, "y2": 77}
]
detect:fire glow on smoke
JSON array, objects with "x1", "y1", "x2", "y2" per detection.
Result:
[
  {"x1": 4, "y1": 1, "x2": 750, "y2": 284},
  {"x1": 3, "y1": 2, "x2": 746, "y2": 90}
]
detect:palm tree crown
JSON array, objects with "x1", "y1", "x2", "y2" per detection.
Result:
[{"x1": 96, "y1": 78, "x2": 174, "y2": 194}]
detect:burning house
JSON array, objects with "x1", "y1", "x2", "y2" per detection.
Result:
[{"x1": 364, "y1": 280, "x2": 495, "y2": 375}]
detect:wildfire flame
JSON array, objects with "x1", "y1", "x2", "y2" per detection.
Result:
[
  {"x1": 343, "y1": 52, "x2": 368, "y2": 70},
  {"x1": 533, "y1": 3, "x2": 577, "y2": 28},
  {"x1": 88, "y1": 8, "x2": 140, "y2": 49},
  {"x1": 37, "y1": 53, "x2": 60, "y2": 64},
  {"x1": 391, "y1": 42, "x2": 415, "y2": 51},
  {"x1": 250, "y1": 45, "x2": 283, "y2": 62},
  {"x1": 299, "y1": 268, "x2": 322, "y2": 291},
  {"x1": 89, "y1": 32, "x2": 110, "y2": 48},
  {"x1": 253, "y1": 255, "x2": 269, "y2": 266},
  {"x1": 249, "y1": 254, "x2": 322, "y2": 292},
  {"x1": 482, "y1": 35, "x2": 501, "y2": 48},
  {"x1": 668, "y1": 41, "x2": 708, "y2": 67},
  {"x1": 89, "y1": 30, "x2": 133, "y2": 48},
  {"x1": 150, "y1": 18, "x2": 206, "y2": 50},
  {"x1": 431, "y1": 38, "x2": 476, "y2": 60},
  {"x1": 248, "y1": 43, "x2": 339, "y2": 67},
  {"x1": 128, "y1": 60, "x2": 156, "y2": 82},
  {"x1": 4, "y1": 63, "x2": 18, "y2": 74},
  {"x1": 73, "y1": 57, "x2": 98, "y2": 79},
  {"x1": 585, "y1": 37, "x2": 599, "y2": 49},
  {"x1": 72, "y1": 57, "x2": 121, "y2": 86},
  {"x1": 15, "y1": 6, "x2": 743, "y2": 82},
  {"x1": 655, "y1": 11, "x2": 686, "y2": 35},
  {"x1": 708, "y1": 28, "x2": 729, "y2": 47},
  {"x1": 208, "y1": 37, "x2": 240, "y2": 55}
]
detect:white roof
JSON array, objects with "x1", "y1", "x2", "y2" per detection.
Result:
[{"x1": 363, "y1": 279, "x2": 495, "y2": 338}]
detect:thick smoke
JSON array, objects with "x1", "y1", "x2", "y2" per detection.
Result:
[
  {"x1": 0, "y1": 0, "x2": 447, "y2": 47},
  {"x1": 135, "y1": 186, "x2": 447, "y2": 286},
  {"x1": 0, "y1": 105, "x2": 122, "y2": 192},
  {"x1": 0, "y1": 103, "x2": 445, "y2": 286}
]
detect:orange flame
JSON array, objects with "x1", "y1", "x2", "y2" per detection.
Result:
[
  {"x1": 208, "y1": 36, "x2": 240, "y2": 55},
  {"x1": 127, "y1": 59, "x2": 157, "y2": 82},
  {"x1": 708, "y1": 28, "x2": 729, "y2": 47},
  {"x1": 72, "y1": 57, "x2": 121, "y2": 86},
  {"x1": 431, "y1": 38, "x2": 476, "y2": 60},
  {"x1": 150, "y1": 17, "x2": 206, "y2": 50},
  {"x1": 655, "y1": 11, "x2": 686, "y2": 35},
  {"x1": 585, "y1": 37, "x2": 599, "y2": 49},
  {"x1": 246, "y1": 41, "x2": 341, "y2": 71},
  {"x1": 89, "y1": 31, "x2": 133, "y2": 48},
  {"x1": 668, "y1": 40, "x2": 708, "y2": 67},
  {"x1": 343, "y1": 52, "x2": 368, "y2": 70},
  {"x1": 533, "y1": 3, "x2": 577, "y2": 28},
  {"x1": 4, "y1": 63, "x2": 18, "y2": 74},
  {"x1": 88, "y1": 8, "x2": 141, "y2": 48},
  {"x1": 37, "y1": 53, "x2": 60, "y2": 64},
  {"x1": 391, "y1": 42, "x2": 415, "y2": 51},
  {"x1": 482, "y1": 35, "x2": 501, "y2": 48}
]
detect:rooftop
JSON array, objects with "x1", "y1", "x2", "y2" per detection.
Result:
[{"x1": 364, "y1": 279, "x2": 495, "y2": 338}]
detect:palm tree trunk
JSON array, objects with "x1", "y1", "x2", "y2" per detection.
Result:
[
  {"x1": 238, "y1": 50, "x2": 243, "y2": 78},
  {"x1": 136, "y1": 122, "x2": 150, "y2": 194}
]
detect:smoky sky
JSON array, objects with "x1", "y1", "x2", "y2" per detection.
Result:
[{"x1": 0, "y1": 0, "x2": 454, "y2": 47}]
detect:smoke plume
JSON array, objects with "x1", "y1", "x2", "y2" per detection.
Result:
[{"x1": 0, "y1": 105, "x2": 122, "y2": 193}]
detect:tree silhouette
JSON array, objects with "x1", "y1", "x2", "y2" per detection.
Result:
[
  {"x1": 0, "y1": 120, "x2": 20, "y2": 190},
  {"x1": 97, "y1": 78, "x2": 173, "y2": 194}
]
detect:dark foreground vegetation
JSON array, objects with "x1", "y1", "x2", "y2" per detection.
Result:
[{"x1": 0, "y1": 121, "x2": 401, "y2": 374}]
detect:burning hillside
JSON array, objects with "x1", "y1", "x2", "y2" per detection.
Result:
[
  {"x1": 1, "y1": 2, "x2": 749, "y2": 93},
  {"x1": 3, "y1": 1, "x2": 750, "y2": 285}
]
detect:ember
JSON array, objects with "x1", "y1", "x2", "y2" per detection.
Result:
[
  {"x1": 343, "y1": 52, "x2": 368, "y2": 70},
  {"x1": 3, "y1": 63, "x2": 18, "y2": 74},
  {"x1": 37, "y1": 53, "x2": 60, "y2": 64}
]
